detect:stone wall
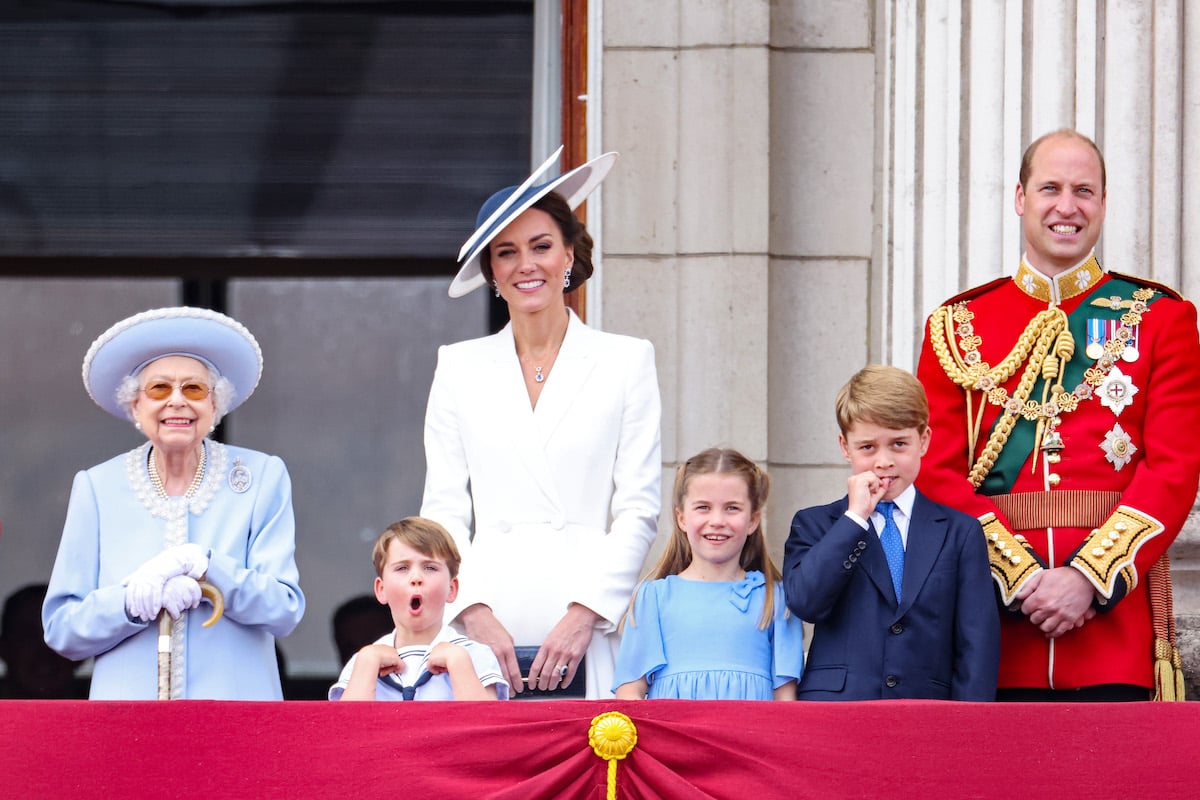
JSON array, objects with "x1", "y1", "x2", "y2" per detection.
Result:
[
  {"x1": 596, "y1": 0, "x2": 1200, "y2": 695},
  {"x1": 1172, "y1": 507, "x2": 1200, "y2": 698}
]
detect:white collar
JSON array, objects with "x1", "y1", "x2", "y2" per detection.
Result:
[{"x1": 876, "y1": 484, "x2": 917, "y2": 520}]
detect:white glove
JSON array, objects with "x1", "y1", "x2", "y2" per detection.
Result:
[
  {"x1": 161, "y1": 575, "x2": 203, "y2": 620},
  {"x1": 124, "y1": 543, "x2": 211, "y2": 623}
]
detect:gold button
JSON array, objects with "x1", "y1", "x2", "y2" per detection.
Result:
[
  {"x1": 1010, "y1": 555, "x2": 1022, "y2": 565},
  {"x1": 1101, "y1": 538, "x2": 1113, "y2": 549},
  {"x1": 1002, "y1": 549, "x2": 1012, "y2": 558},
  {"x1": 1047, "y1": 453, "x2": 1061, "y2": 464},
  {"x1": 1048, "y1": 473, "x2": 1061, "y2": 486},
  {"x1": 1014, "y1": 535, "x2": 1027, "y2": 543},
  {"x1": 1092, "y1": 547, "x2": 1106, "y2": 557},
  {"x1": 1115, "y1": 522, "x2": 1128, "y2": 532}
]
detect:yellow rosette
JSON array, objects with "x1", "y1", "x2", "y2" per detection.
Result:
[{"x1": 588, "y1": 711, "x2": 638, "y2": 800}]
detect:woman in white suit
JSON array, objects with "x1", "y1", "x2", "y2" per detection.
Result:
[{"x1": 421, "y1": 148, "x2": 662, "y2": 698}]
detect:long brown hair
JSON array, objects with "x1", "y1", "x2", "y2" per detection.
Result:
[{"x1": 644, "y1": 447, "x2": 783, "y2": 629}]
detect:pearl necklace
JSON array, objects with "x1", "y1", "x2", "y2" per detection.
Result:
[{"x1": 148, "y1": 444, "x2": 207, "y2": 499}]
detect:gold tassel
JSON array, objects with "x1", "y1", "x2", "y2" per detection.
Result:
[
  {"x1": 1148, "y1": 556, "x2": 1185, "y2": 702},
  {"x1": 1153, "y1": 638, "x2": 1176, "y2": 702}
]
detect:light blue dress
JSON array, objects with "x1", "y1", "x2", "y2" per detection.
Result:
[
  {"x1": 612, "y1": 571, "x2": 804, "y2": 700},
  {"x1": 43, "y1": 440, "x2": 305, "y2": 699}
]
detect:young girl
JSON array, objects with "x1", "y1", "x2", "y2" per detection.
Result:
[{"x1": 612, "y1": 448, "x2": 804, "y2": 700}]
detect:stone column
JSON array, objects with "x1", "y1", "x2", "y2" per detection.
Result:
[{"x1": 599, "y1": 0, "x2": 773, "y2": 559}]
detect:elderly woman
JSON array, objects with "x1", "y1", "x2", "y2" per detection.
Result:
[
  {"x1": 42, "y1": 307, "x2": 304, "y2": 699},
  {"x1": 422, "y1": 148, "x2": 662, "y2": 698}
]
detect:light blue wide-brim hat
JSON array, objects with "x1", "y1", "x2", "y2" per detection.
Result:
[
  {"x1": 82, "y1": 306, "x2": 263, "y2": 420},
  {"x1": 448, "y1": 146, "x2": 618, "y2": 298}
]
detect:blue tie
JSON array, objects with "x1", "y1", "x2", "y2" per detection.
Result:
[
  {"x1": 382, "y1": 669, "x2": 434, "y2": 701},
  {"x1": 876, "y1": 501, "x2": 905, "y2": 602}
]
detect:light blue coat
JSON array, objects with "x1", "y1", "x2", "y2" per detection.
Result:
[{"x1": 43, "y1": 441, "x2": 305, "y2": 699}]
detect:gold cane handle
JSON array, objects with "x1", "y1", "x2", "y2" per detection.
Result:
[{"x1": 199, "y1": 580, "x2": 224, "y2": 628}]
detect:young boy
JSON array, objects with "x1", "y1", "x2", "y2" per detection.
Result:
[
  {"x1": 329, "y1": 517, "x2": 509, "y2": 701},
  {"x1": 783, "y1": 365, "x2": 999, "y2": 700}
]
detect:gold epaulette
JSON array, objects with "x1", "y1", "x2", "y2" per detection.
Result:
[
  {"x1": 979, "y1": 513, "x2": 1042, "y2": 605},
  {"x1": 1070, "y1": 505, "x2": 1164, "y2": 600},
  {"x1": 937, "y1": 276, "x2": 1011, "y2": 307},
  {"x1": 1107, "y1": 270, "x2": 1185, "y2": 301}
]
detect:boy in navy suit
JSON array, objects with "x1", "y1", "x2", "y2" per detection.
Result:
[{"x1": 784, "y1": 365, "x2": 999, "y2": 700}]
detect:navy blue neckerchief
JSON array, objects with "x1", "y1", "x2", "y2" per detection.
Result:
[{"x1": 380, "y1": 669, "x2": 433, "y2": 701}]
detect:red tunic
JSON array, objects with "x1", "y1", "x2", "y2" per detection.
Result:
[{"x1": 916, "y1": 256, "x2": 1200, "y2": 690}]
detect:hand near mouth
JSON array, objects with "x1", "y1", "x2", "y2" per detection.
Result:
[{"x1": 847, "y1": 471, "x2": 889, "y2": 519}]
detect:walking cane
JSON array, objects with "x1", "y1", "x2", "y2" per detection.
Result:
[{"x1": 157, "y1": 580, "x2": 225, "y2": 700}]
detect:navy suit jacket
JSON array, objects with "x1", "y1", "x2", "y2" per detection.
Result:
[{"x1": 783, "y1": 489, "x2": 999, "y2": 701}]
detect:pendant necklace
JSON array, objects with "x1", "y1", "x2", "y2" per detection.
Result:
[{"x1": 534, "y1": 366, "x2": 545, "y2": 383}]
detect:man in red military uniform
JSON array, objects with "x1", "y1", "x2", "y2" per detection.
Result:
[{"x1": 917, "y1": 129, "x2": 1200, "y2": 700}]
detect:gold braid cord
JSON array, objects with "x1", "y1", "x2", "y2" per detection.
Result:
[
  {"x1": 928, "y1": 305, "x2": 1069, "y2": 489},
  {"x1": 980, "y1": 514, "x2": 1042, "y2": 605},
  {"x1": 1070, "y1": 505, "x2": 1162, "y2": 600},
  {"x1": 1148, "y1": 555, "x2": 1186, "y2": 701}
]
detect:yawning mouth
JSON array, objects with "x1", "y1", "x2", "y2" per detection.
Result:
[{"x1": 410, "y1": 595, "x2": 422, "y2": 612}]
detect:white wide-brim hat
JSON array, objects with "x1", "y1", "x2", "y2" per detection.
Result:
[
  {"x1": 82, "y1": 306, "x2": 263, "y2": 420},
  {"x1": 448, "y1": 146, "x2": 618, "y2": 298}
]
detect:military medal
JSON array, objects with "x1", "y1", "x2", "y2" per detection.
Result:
[
  {"x1": 1085, "y1": 318, "x2": 1105, "y2": 360},
  {"x1": 1121, "y1": 325, "x2": 1139, "y2": 362},
  {"x1": 1098, "y1": 366, "x2": 1138, "y2": 416},
  {"x1": 1100, "y1": 422, "x2": 1137, "y2": 470}
]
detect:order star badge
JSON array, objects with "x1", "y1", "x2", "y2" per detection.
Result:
[
  {"x1": 1100, "y1": 423, "x2": 1138, "y2": 470},
  {"x1": 1098, "y1": 366, "x2": 1138, "y2": 416}
]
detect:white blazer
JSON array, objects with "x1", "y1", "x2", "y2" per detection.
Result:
[{"x1": 420, "y1": 310, "x2": 662, "y2": 697}]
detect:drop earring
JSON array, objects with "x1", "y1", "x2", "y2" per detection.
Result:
[
  {"x1": 493, "y1": 280, "x2": 500, "y2": 298},
  {"x1": 563, "y1": 267, "x2": 572, "y2": 289}
]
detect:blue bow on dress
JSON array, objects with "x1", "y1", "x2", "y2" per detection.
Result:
[{"x1": 729, "y1": 570, "x2": 765, "y2": 613}]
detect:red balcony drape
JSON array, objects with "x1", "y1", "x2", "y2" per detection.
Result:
[{"x1": 2, "y1": 699, "x2": 1197, "y2": 798}]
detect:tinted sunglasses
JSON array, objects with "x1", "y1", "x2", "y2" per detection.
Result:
[{"x1": 141, "y1": 380, "x2": 212, "y2": 401}]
